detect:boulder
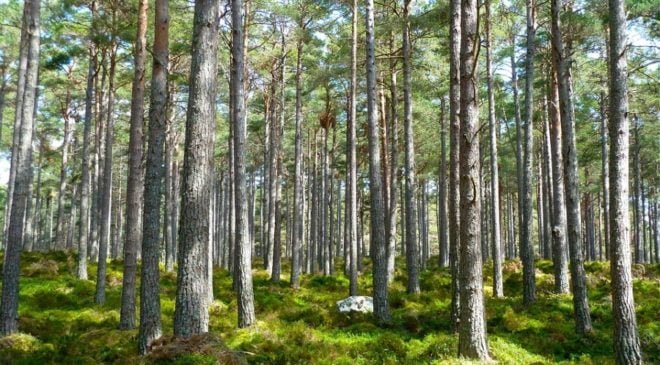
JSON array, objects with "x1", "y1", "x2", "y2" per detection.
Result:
[{"x1": 336, "y1": 296, "x2": 373, "y2": 313}]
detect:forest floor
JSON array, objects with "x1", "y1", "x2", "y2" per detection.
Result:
[{"x1": 0, "y1": 251, "x2": 658, "y2": 365}]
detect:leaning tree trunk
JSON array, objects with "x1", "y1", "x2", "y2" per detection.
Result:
[
  {"x1": 457, "y1": 0, "x2": 490, "y2": 359},
  {"x1": 173, "y1": 0, "x2": 220, "y2": 337},
  {"x1": 0, "y1": 0, "x2": 40, "y2": 336},
  {"x1": 486, "y1": 0, "x2": 503, "y2": 298},
  {"x1": 448, "y1": 0, "x2": 461, "y2": 332},
  {"x1": 403, "y1": 0, "x2": 419, "y2": 295},
  {"x1": 138, "y1": 0, "x2": 167, "y2": 353},
  {"x1": 551, "y1": 0, "x2": 592, "y2": 334},
  {"x1": 365, "y1": 0, "x2": 389, "y2": 324},
  {"x1": 608, "y1": 0, "x2": 643, "y2": 362},
  {"x1": 520, "y1": 0, "x2": 536, "y2": 306},
  {"x1": 120, "y1": 0, "x2": 148, "y2": 330}
]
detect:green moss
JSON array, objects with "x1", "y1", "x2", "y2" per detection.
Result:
[{"x1": 3, "y1": 252, "x2": 660, "y2": 364}]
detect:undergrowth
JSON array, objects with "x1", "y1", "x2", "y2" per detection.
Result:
[{"x1": 0, "y1": 252, "x2": 658, "y2": 364}]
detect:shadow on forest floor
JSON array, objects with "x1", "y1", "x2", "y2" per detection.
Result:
[{"x1": 0, "y1": 251, "x2": 658, "y2": 364}]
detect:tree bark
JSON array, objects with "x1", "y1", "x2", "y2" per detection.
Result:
[
  {"x1": 95, "y1": 34, "x2": 117, "y2": 305},
  {"x1": 448, "y1": 0, "x2": 461, "y2": 332},
  {"x1": 403, "y1": 0, "x2": 419, "y2": 295},
  {"x1": 54, "y1": 75, "x2": 74, "y2": 250},
  {"x1": 548, "y1": 68, "x2": 570, "y2": 294},
  {"x1": 458, "y1": 0, "x2": 490, "y2": 358},
  {"x1": 174, "y1": 0, "x2": 220, "y2": 337},
  {"x1": 77, "y1": 1, "x2": 97, "y2": 280},
  {"x1": 608, "y1": 0, "x2": 643, "y2": 361},
  {"x1": 347, "y1": 0, "x2": 359, "y2": 297},
  {"x1": 138, "y1": 0, "x2": 167, "y2": 353},
  {"x1": 438, "y1": 98, "x2": 449, "y2": 268},
  {"x1": 231, "y1": 0, "x2": 256, "y2": 328},
  {"x1": 0, "y1": 0, "x2": 40, "y2": 335},
  {"x1": 551, "y1": 0, "x2": 592, "y2": 333},
  {"x1": 366, "y1": 0, "x2": 389, "y2": 324},
  {"x1": 519, "y1": 0, "x2": 536, "y2": 306},
  {"x1": 486, "y1": 0, "x2": 503, "y2": 298},
  {"x1": 120, "y1": 0, "x2": 148, "y2": 330},
  {"x1": 291, "y1": 17, "x2": 305, "y2": 289}
]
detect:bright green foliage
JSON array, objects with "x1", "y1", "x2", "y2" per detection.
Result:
[{"x1": 0, "y1": 252, "x2": 658, "y2": 364}]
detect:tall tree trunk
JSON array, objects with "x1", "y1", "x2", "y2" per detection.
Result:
[
  {"x1": 608, "y1": 0, "x2": 643, "y2": 361},
  {"x1": 548, "y1": 68, "x2": 569, "y2": 294},
  {"x1": 438, "y1": 98, "x2": 449, "y2": 268},
  {"x1": 120, "y1": 0, "x2": 148, "y2": 330},
  {"x1": 0, "y1": 62, "x2": 8, "y2": 145},
  {"x1": 448, "y1": 0, "x2": 461, "y2": 332},
  {"x1": 507, "y1": 28, "x2": 523, "y2": 265},
  {"x1": 347, "y1": 0, "x2": 359, "y2": 296},
  {"x1": 387, "y1": 31, "x2": 399, "y2": 281},
  {"x1": 231, "y1": 0, "x2": 256, "y2": 328},
  {"x1": 486, "y1": 0, "x2": 502, "y2": 298},
  {"x1": 2, "y1": 0, "x2": 32, "y2": 248},
  {"x1": 77, "y1": 1, "x2": 97, "y2": 280},
  {"x1": 0, "y1": 0, "x2": 40, "y2": 335},
  {"x1": 291, "y1": 19, "x2": 305, "y2": 288},
  {"x1": 542, "y1": 98, "x2": 553, "y2": 260},
  {"x1": 366, "y1": 0, "x2": 389, "y2": 324},
  {"x1": 95, "y1": 35, "x2": 117, "y2": 305},
  {"x1": 632, "y1": 117, "x2": 643, "y2": 263},
  {"x1": 600, "y1": 91, "x2": 610, "y2": 259},
  {"x1": 138, "y1": 0, "x2": 168, "y2": 353},
  {"x1": 54, "y1": 81, "x2": 73, "y2": 250},
  {"x1": 520, "y1": 0, "x2": 537, "y2": 306},
  {"x1": 458, "y1": 0, "x2": 489, "y2": 358},
  {"x1": 174, "y1": 0, "x2": 219, "y2": 337},
  {"x1": 403, "y1": 0, "x2": 419, "y2": 295},
  {"x1": 551, "y1": 0, "x2": 592, "y2": 334}
]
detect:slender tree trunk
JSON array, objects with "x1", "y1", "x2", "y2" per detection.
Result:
[
  {"x1": 96, "y1": 35, "x2": 117, "y2": 305},
  {"x1": 386, "y1": 35, "x2": 399, "y2": 282},
  {"x1": 448, "y1": 0, "x2": 461, "y2": 332},
  {"x1": 231, "y1": 0, "x2": 256, "y2": 328},
  {"x1": 548, "y1": 68, "x2": 570, "y2": 294},
  {"x1": 0, "y1": 63, "x2": 8, "y2": 145},
  {"x1": 486, "y1": 0, "x2": 503, "y2": 298},
  {"x1": 0, "y1": 0, "x2": 40, "y2": 335},
  {"x1": 77, "y1": 1, "x2": 97, "y2": 280},
  {"x1": 291, "y1": 22, "x2": 305, "y2": 288},
  {"x1": 608, "y1": 0, "x2": 643, "y2": 360},
  {"x1": 138, "y1": 0, "x2": 167, "y2": 352},
  {"x1": 174, "y1": 0, "x2": 220, "y2": 336},
  {"x1": 551, "y1": 0, "x2": 592, "y2": 333},
  {"x1": 54, "y1": 83, "x2": 73, "y2": 249},
  {"x1": 632, "y1": 117, "x2": 643, "y2": 264},
  {"x1": 542, "y1": 99, "x2": 553, "y2": 260},
  {"x1": 438, "y1": 98, "x2": 449, "y2": 268},
  {"x1": 119, "y1": 0, "x2": 148, "y2": 330},
  {"x1": 403, "y1": 0, "x2": 419, "y2": 295},
  {"x1": 458, "y1": 0, "x2": 489, "y2": 358},
  {"x1": 347, "y1": 0, "x2": 359, "y2": 297},
  {"x1": 509, "y1": 30, "x2": 523, "y2": 263},
  {"x1": 519, "y1": 0, "x2": 537, "y2": 306},
  {"x1": 366, "y1": 0, "x2": 389, "y2": 323}
]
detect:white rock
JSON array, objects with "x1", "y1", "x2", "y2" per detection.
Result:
[{"x1": 336, "y1": 296, "x2": 373, "y2": 313}]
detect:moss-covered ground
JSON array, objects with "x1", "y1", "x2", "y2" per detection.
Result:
[{"x1": 0, "y1": 251, "x2": 658, "y2": 364}]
